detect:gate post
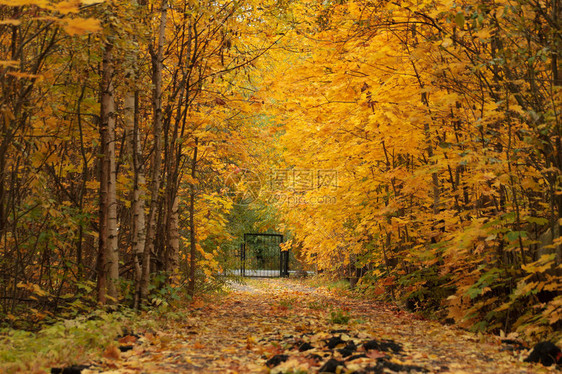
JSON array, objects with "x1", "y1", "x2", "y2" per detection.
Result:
[
  {"x1": 280, "y1": 250, "x2": 289, "y2": 277},
  {"x1": 240, "y1": 242, "x2": 245, "y2": 277},
  {"x1": 279, "y1": 248, "x2": 283, "y2": 277}
]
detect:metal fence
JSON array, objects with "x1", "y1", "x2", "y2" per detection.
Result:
[{"x1": 239, "y1": 233, "x2": 288, "y2": 277}]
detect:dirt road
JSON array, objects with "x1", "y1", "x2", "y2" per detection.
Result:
[{"x1": 83, "y1": 278, "x2": 557, "y2": 373}]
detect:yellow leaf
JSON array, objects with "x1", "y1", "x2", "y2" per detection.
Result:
[
  {"x1": 7, "y1": 71, "x2": 43, "y2": 80},
  {"x1": 475, "y1": 29, "x2": 492, "y2": 39},
  {"x1": 0, "y1": 19, "x2": 21, "y2": 25},
  {"x1": 53, "y1": 0, "x2": 80, "y2": 14},
  {"x1": 62, "y1": 17, "x2": 101, "y2": 35},
  {"x1": 441, "y1": 38, "x2": 453, "y2": 48},
  {"x1": 0, "y1": 60, "x2": 19, "y2": 68},
  {"x1": 0, "y1": 0, "x2": 48, "y2": 5}
]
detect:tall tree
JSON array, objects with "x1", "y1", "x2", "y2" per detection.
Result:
[
  {"x1": 141, "y1": 0, "x2": 168, "y2": 304},
  {"x1": 97, "y1": 39, "x2": 119, "y2": 303}
]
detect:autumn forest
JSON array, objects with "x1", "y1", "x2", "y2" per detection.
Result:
[{"x1": 0, "y1": 0, "x2": 561, "y2": 371}]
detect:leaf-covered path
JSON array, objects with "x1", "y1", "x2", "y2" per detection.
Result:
[{"x1": 87, "y1": 279, "x2": 556, "y2": 373}]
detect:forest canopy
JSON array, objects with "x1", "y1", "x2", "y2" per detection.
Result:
[{"x1": 0, "y1": 0, "x2": 560, "y2": 345}]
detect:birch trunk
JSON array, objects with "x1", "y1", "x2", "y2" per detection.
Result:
[
  {"x1": 125, "y1": 87, "x2": 147, "y2": 309},
  {"x1": 97, "y1": 41, "x2": 119, "y2": 303}
]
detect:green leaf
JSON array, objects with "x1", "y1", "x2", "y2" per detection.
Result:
[
  {"x1": 524, "y1": 216, "x2": 549, "y2": 225},
  {"x1": 455, "y1": 12, "x2": 465, "y2": 28},
  {"x1": 506, "y1": 231, "x2": 527, "y2": 242}
]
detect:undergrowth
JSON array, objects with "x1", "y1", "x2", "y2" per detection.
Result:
[{"x1": 0, "y1": 309, "x2": 133, "y2": 372}]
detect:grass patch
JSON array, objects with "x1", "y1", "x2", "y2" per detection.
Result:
[
  {"x1": 301, "y1": 274, "x2": 352, "y2": 294},
  {"x1": 326, "y1": 279, "x2": 352, "y2": 292},
  {"x1": 278, "y1": 296, "x2": 298, "y2": 309},
  {"x1": 307, "y1": 300, "x2": 324, "y2": 310},
  {"x1": 329, "y1": 308, "x2": 351, "y2": 324}
]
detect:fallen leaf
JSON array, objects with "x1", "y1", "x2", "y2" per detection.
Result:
[{"x1": 103, "y1": 345, "x2": 121, "y2": 360}]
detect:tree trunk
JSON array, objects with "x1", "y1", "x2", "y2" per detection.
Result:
[
  {"x1": 97, "y1": 41, "x2": 119, "y2": 303},
  {"x1": 125, "y1": 87, "x2": 147, "y2": 309},
  {"x1": 166, "y1": 195, "x2": 179, "y2": 273},
  {"x1": 140, "y1": 0, "x2": 167, "y2": 305},
  {"x1": 122, "y1": 7, "x2": 148, "y2": 309},
  {"x1": 188, "y1": 138, "x2": 198, "y2": 297}
]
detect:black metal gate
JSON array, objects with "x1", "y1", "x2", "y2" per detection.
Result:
[{"x1": 240, "y1": 233, "x2": 289, "y2": 277}]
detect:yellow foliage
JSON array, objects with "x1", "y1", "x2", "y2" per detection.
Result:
[{"x1": 62, "y1": 17, "x2": 101, "y2": 35}]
